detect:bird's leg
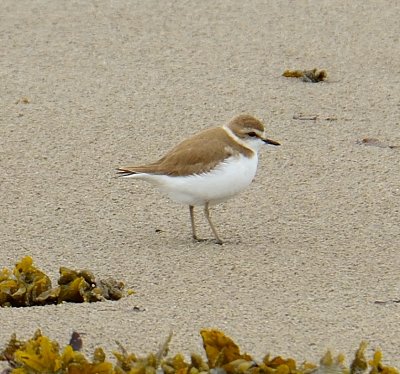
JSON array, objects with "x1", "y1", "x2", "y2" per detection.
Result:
[
  {"x1": 204, "y1": 202, "x2": 223, "y2": 245},
  {"x1": 189, "y1": 205, "x2": 201, "y2": 241}
]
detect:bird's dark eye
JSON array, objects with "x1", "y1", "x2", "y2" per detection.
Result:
[{"x1": 248, "y1": 132, "x2": 257, "y2": 137}]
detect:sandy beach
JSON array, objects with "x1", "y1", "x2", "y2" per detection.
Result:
[{"x1": 1, "y1": 0, "x2": 399, "y2": 369}]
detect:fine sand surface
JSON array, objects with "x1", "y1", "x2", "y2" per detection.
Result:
[{"x1": 1, "y1": 0, "x2": 399, "y2": 369}]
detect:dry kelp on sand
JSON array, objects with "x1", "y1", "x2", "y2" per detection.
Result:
[
  {"x1": 356, "y1": 138, "x2": 400, "y2": 149},
  {"x1": 0, "y1": 256, "x2": 129, "y2": 307},
  {"x1": 283, "y1": 69, "x2": 327, "y2": 82},
  {"x1": 0, "y1": 329, "x2": 398, "y2": 374}
]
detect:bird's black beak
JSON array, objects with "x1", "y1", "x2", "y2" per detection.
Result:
[{"x1": 263, "y1": 137, "x2": 280, "y2": 146}]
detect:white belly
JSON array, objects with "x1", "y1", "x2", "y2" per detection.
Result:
[{"x1": 139, "y1": 154, "x2": 259, "y2": 206}]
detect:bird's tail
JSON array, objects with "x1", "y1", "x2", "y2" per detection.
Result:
[{"x1": 116, "y1": 168, "x2": 138, "y2": 178}]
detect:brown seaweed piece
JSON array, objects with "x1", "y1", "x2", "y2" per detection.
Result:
[
  {"x1": 200, "y1": 329, "x2": 254, "y2": 373},
  {"x1": 283, "y1": 69, "x2": 327, "y2": 82},
  {"x1": 57, "y1": 268, "x2": 125, "y2": 302},
  {"x1": 97, "y1": 278, "x2": 125, "y2": 301},
  {"x1": 37, "y1": 267, "x2": 125, "y2": 304},
  {"x1": 58, "y1": 267, "x2": 96, "y2": 286},
  {"x1": 1, "y1": 257, "x2": 128, "y2": 307}
]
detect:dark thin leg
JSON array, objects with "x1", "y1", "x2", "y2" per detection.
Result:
[
  {"x1": 189, "y1": 205, "x2": 200, "y2": 241},
  {"x1": 204, "y1": 202, "x2": 223, "y2": 245}
]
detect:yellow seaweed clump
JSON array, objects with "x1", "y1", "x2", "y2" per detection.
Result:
[
  {"x1": 283, "y1": 69, "x2": 327, "y2": 82},
  {"x1": 0, "y1": 330, "x2": 113, "y2": 374},
  {"x1": 0, "y1": 256, "x2": 128, "y2": 307},
  {"x1": 0, "y1": 257, "x2": 51, "y2": 307},
  {"x1": 111, "y1": 330, "x2": 399, "y2": 374},
  {"x1": 0, "y1": 329, "x2": 399, "y2": 374},
  {"x1": 37, "y1": 267, "x2": 125, "y2": 304}
]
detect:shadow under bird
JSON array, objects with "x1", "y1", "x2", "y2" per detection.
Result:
[{"x1": 117, "y1": 114, "x2": 280, "y2": 244}]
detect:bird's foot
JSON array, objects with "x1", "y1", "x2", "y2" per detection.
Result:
[
  {"x1": 192, "y1": 236, "x2": 223, "y2": 245},
  {"x1": 192, "y1": 236, "x2": 207, "y2": 243}
]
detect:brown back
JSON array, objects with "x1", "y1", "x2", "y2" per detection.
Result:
[{"x1": 120, "y1": 127, "x2": 254, "y2": 176}]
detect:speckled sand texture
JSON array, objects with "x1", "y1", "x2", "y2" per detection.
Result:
[{"x1": 1, "y1": 0, "x2": 399, "y2": 369}]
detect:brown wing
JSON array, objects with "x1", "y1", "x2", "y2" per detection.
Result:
[{"x1": 117, "y1": 127, "x2": 253, "y2": 177}]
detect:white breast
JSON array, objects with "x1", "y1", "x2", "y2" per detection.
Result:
[{"x1": 144, "y1": 154, "x2": 259, "y2": 206}]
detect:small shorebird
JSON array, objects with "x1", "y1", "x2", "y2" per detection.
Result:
[{"x1": 117, "y1": 114, "x2": 280, "y2": 244}]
